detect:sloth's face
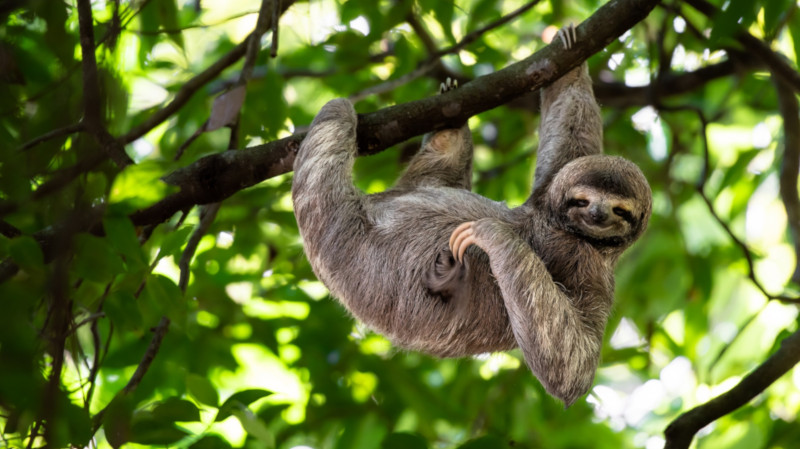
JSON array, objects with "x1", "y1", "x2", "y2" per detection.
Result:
[
  {"x1": 562, "y1": 185, "x2": 640, "y2": 246},
  {"x1": 549, "y1": 155, "x2": 652, "y2": 248}
]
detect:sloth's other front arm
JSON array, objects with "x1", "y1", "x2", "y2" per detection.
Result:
[
  {"x1": 531, "y1": 25, "x2": 603, "y2": 199},
  {"x1": 450, "y1": 219, "x2": 603, "y2": 406}
]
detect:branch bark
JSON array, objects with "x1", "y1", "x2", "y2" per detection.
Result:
[
  {"x1": 775, "y1": 79, "x2": 800, "y2": 284},
  {"x1": 75, "y1": 0, "x2": 133, "y2": 168},
  {"x1": 664, "y1": 328, "x2": 800, "y2": 448},
  {"x1": 129, "y1": 0, "x2": 661, "y2": 227}
]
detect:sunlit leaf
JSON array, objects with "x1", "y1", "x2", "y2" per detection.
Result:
[
  {"x1": 190, "y1": 435, "x2": 234, "y2": 449},
  {"x1": 231, "y1": 408, "x2": 273, "y2": 444},
  {"x1": 456, "y1": 435, "x2": 509, "y2": 449},
  {"x1": 382, "y1": 432, "x2": 429, "y2": 449},
  {"x1": 103, "y1": 395, "x2": 135, "y2": 449},
  {"x1": 152, "y1": 397, "x2": 201, "y2": 422},
  {"x1": 186, "y1": 374, "x2": 219, "y2": 407},
  {"x1": 214, "y1": 389, "x2": 273, "y2": 422},
  {"x1": 110, "y1": 161, "x2": 178, "y2": 208}
]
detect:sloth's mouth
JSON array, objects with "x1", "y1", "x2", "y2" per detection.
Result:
[
  {"x1": 578, "y1": 218, "x2": 619, "y2": 236},
  {"x1": 566, "y1": 223, "x2": 626, "y2": 248}
]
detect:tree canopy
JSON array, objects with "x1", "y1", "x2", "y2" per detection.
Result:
[{"x1": 1, "y1": 0, "x2": 800, "y2": 448}]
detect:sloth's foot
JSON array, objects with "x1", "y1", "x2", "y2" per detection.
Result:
[
  {"x1": 439, "y1": 77, "x2": 458, "y2": 94},
  {"x1": 556, "y1": 23, "x2": 577, "y2": 50}
]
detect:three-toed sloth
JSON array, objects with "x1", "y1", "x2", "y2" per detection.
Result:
[{"x1": 292, "y1": 28, "x2": 652, "y2": 406}]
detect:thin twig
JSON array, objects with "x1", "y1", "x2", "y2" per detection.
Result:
[
  {"x1": 135, "y1": 10, "x2": 260, "y2": 35},
  {"x1": 271, "y1": 0, "x2": 280, "y2": 57},
  {"x1": 66, "y1": 312, "x2": 107, "y2": 337},
  {"x1": 84, "y1": 292, "x2": 107, "y2": 411},
  {"x1": 350, "y1": 0, "x2": 540, "y2": 102},
  {"x1": 661, "y1": 104, "x2": 800, "y2": 303},
  {"x1": 42, "y1": 254, "x2": 72, "y2": 446},
  {"x1": 90, "y1": 316, "x2": 170, "y2": 433},
  {"x1": 16, "y1": 122, "x2": 85, "y2": 152},
  {"x1": 123, "y1": 316, "x2": 170, "y2": 394},
  {"x1": 706, "y1": 302, "x2": 767, "y2": 375},
  {"x1": 178, "y1": 203, "x2": 221, "y2": 292},
  {"x1": 433, "y1": 0, "x2": 542, "y2": 59}
]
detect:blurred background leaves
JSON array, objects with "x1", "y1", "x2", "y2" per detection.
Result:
[{"x1": 1, "y1": 0, "x2": 799, "y2": 448}]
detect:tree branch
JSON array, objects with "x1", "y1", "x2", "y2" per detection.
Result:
[
  {"x1": 594, "y1": 49, "x2": 761, "y2": 108},
  {"x1": 129, "y1": 0, "x2": 661, "y2": 227},
  {"x1": 76, "y1": 0, "x2": 133, "y2": 168},
  {"x1": 664, "y1": 327, "x2": 800, "y2": 449},
  {"x1": 682, "y1": 0, "x2": 800, "y2": 93},
  {"x1": 775, "y1": 79, "x2": 800, "y2": 284}
]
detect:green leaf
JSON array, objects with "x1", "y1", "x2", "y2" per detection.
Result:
[
  {"x1": 790, "y1": 9, "x2": 800, "y2": 64},
  {"x1": 103, "y1": 394, "x2": 135, "y2": 449},
  {"x1": 7, "y1": 236, "x2": 44, "y2": 273},
  {"x1": 763, "y1": 0, "x2": 793, "y2": 37},
  {"x1": 713, "y1": 149, "x2": 759, "y2": 196},
  {"x1": 190, "y1": 435, "x2": 234, "y2": 449},
  {"x1": 64, "y1": 400, "x2": 92, "y2": 447},
  {"x1": 382, "y1": 432, "x2": 429, "y2": 449},
  {"x1": 105, "y1": 289, "x2": 144, "y2": 331},
  {"x1": 456, "y1": 435, "x2": 509, "y2": 449},
  {"x1": 159, "y1": 226, "x2": 194, "y2": 260},
  {"x1": 152, "y1": 397, "x2": 201, "y2": 422},
  {"x1": 141, "y1": 274, "x2": 184, "y2": 322},
  {"x1": 83, "y1": 172, "x2": 107, "y2": 203},
  {"x1": 110, "y1": 161, "x2": 177, "y2": 209},
  {"x1": 186, "y1": 374, "x2": 219, "y2": 407},
  {"x1": 73, "y1": 234, "x2": 126, "y2": 283},
  {"x1": 130, "y1": 415, "x2": 189, "y2": 445},
  {"x1": 215, "y1": 389, "x2": 273, "y2": 422},
  {"x1": 231, "y1": 408, "x2": 273, "y2": 444},
  {"x1": 709, "y1": 0, "x2": 757, "y2": 44},
  {"x1": 104, "y1": 215, "x2": 146, "y2": 268}
]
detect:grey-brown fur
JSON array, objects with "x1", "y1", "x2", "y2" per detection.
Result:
[{"x1": 292, "y1": 34, "x2": 652, "y2": 407}]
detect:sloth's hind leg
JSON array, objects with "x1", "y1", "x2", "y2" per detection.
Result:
[{"x1": 394, "y1": 78, "x2": 474, "y2": 191}]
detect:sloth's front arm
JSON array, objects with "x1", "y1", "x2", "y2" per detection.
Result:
[{"x1": 450, "y1": 218, "x2": 602, "y2": 406}]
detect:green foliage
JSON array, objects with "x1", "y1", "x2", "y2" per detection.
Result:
[{"x1": 1, "y1": 0, "x2": 799, "y2": 448}]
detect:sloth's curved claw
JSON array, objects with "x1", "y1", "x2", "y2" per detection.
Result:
[
  {"x1": 449, "y1": 222, "x2": 476, "y2": 263},
  {"x1": 556, "y1": 23, "x2": 577, "y2": 49},
  {"x1": 439, "y1": 77, "x2": 459, "y2": 94}
]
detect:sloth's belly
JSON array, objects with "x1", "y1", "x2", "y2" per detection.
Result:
[{"x1": 324, "y1": 187, "x2": 520, "y2": 356}]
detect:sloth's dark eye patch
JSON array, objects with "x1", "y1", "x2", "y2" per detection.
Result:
[
  {"x1": 568, "y1": 198, "x2": 589, "y2": 208},
  {"x1": 613, "y1": 207, "x2": 634, "y2": 224}
]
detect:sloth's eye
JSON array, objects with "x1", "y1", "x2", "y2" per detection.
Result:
[
  {"x1": 613, "y1": 207, "x2": 632, "y2": 220},
  {"x1": 568, "y1": 198, "x2": 589, "y2": 208}
]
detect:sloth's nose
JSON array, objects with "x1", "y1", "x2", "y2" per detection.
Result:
[{"x1": 589, "y1": 204, "x2": 609, "y2": 223}]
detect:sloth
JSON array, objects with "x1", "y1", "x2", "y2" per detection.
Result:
[{"x1": 292, "y1": 26, "x2": 652, "y2": 406}]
